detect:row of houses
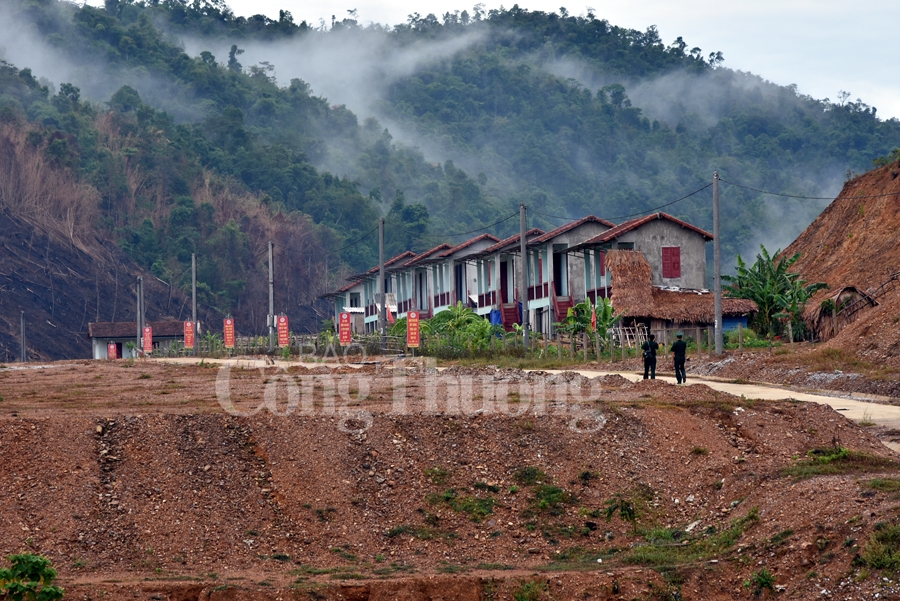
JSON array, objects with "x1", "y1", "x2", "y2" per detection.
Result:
[{"x1": 322, "y1": 212, "x2": 757, "y2": 336}]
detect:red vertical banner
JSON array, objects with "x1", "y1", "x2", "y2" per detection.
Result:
[
  {"x1": 184, "y1": 321, "x2": 195, "y2": 349},
  {"x1": 338, "y1": 312, "x2": 352, "y2": 345},
  {"x1": 277, "y1": 315, "x2": 290, "y2": 347},
  {"x1": 223, "y1": 318, "x2": 235, "y2": 349},
  {"x1": 143, "y1": 326, "x2": 153, "y2": 354},
  {"x1": 107, "y1": 342, "x2": 118, "y2": 360},
  {"x1": 407, "y1": 311, "x2": 420, "y2": 348}
]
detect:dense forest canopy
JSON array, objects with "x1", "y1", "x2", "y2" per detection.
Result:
[{"x1": 1, "y1": 0, "x2": 898, "y2": 327}]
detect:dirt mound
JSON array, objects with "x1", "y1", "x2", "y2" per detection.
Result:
[
  {"x1": 784, "y1": 160, "x2": 900, "y2": 363},
  {"x1": 3, "y1": 361, "x2": 900, "y2": 599}
]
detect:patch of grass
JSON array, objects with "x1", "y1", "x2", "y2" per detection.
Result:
[
  {"x1": 690, "y1": 446, "x2": 709, "y2": 456},
  {"x1": 513, "y1": 580, "x2": 548, "y2": 601},
  {"x1": 329, "y1": 572, "x2": 366, "y2": 580},
  {"x1": 437, "y1": 562, "x2": 467, "y2": 574},
  {"x1": 807, "y1": 347, "x2": 872, "y2": 372},
  {"x1": 513, "y1": 466, "x2": 548, "y2": 486},
  {"x1": 270, "y1": 553, "x2": 290, "y2": 562},
  {"x1": 768, "y1": 529, "x2": 794, "y2": 547},
  {"x1": 860, "y1": 522, "x2": 900, "y2": 569},
  {"x1": 781, "y1": 446, "x2": 898, "y2": 480},
  {"x1": 425, "y1": 467, "x2": 451, "y2": 485},
  {"x1": 743, "y1": 568, "x2": 776, "y2": 596},
  {"x1": 859, "y1": 410, "x2": 876, "y2": 427},
  {"x1": 528, "y1": 484, "x2": 576, "y2": 517},
  {"x1": 291, "y1": 565, "x2": 355, "y2": 576},
  {"x1": 578, "y1": 470, "x2": 596, "y2": 485},
  {"x1": 869, "y1": 478, "x2": 900, "y2": 494},
  {"x1": 427, "y1": 489, "x2": 495, "y2": 522},
  {"x1": 387, "y1": 524, "x2": 437, "y2": 540},
  {"x1": 329, "y1": 547, "x2": 358, "y2": 563},
  {"x1": 623, "y1": 507, "x2": 760, "y2": 567},
  {"x1": 138, "y1": 373, "x2": 152, "y2": 379}
]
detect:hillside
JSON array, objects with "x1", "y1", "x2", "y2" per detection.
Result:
[
  {"x1": 783, "y1": 156, "x2": 900, "y2": 365},
  {"x1": 2, "y1": 362, "x2": 900, "y2": 599}
]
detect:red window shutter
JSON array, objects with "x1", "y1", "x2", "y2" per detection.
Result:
[
  {"x1": 662, "y1": 247, "x2": 681, "y2": 278},
  {"x1": 599, "y1": 251, "x2": 606, "y2": 276}
]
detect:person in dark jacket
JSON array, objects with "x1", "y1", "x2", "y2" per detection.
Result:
[
  {"x1": 641, "y1": 334, "x2": 659, "y2": 379},
  {"x1": 671, "y1": 333, "x2": 687, "y2": 384}
]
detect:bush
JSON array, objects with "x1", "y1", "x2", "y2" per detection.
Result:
[{"x1": 0, "y1": 553, "x2": 64, "y2": 600}]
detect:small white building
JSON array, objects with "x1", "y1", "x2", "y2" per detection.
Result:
[{"x1": 87, "y1": 321, "x2": 186, "y2": 359}]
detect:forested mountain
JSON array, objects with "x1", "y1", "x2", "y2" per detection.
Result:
[{"x1": 1, "y1": 0, "x2": 898, "y2": 346}]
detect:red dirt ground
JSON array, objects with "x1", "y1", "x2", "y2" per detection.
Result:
[{"x1": 2, "y1": 359, "x2": 900, "y2": 600}]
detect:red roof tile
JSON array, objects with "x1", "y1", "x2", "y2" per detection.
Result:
[
  {"x1": 577, "y1": 212, "x2": 713, "y2": 247},
  {"x1": 401, "y1": 243, "x2": 453, "y2": 268},
  {"x1": 439, "y1": 233, "x2": 501, "y2": 258},
  {"x1": 482, "y1": 228, "x2": 545, "y2": 254},
  {"x1": 529, "y1": 215, "x2": 614, "y2": 245}
]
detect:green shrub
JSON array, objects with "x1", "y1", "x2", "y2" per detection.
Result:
[
  {"x1": 513, "y1": 466, "x2": 548, "y2": 486},
  {"x1": 0, "y1": 553, "x2": 64, "y2": 600},
  {"x1": 861, "y1": 523, "x2": 900, "y2": 569}
]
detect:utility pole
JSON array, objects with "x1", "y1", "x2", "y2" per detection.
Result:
[
  {"x1": 136, "y1": 276, "x2": 144, "y2": 356},
  {"x1": 713, "y1": 172, "x2": 723, "y2": 355},
  {"x1": 268, "y1": 241, "x2": 275, "y2": 351},
  {"x1": 519, "y1": 204, "x2": 530, "y2": 347},
  {"x1": 19, "y1": 311, "x2": 26, "y2": 363},
  {"x1": 191, "y1": 253, "x2": 197, "y2": 354},
  {"x1": 379, "y1": 217, "x2": 386, "y2": 350}
]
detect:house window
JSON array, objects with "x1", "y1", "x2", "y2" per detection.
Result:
[{"x1": 662, "y1": 246, "x2": 681, "y2": 279}]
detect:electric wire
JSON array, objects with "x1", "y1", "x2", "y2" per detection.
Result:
[
  {"x1": 384, "y1": 211, "x2": 519, "y2": 240},
  {"x1": 719, "y1": 178, "x2": 900, "y2": 200},
  {"x1": 530, "y1": 182, "x2": 713, "y2": 224}
]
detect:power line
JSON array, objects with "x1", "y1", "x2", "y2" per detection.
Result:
[
  {"x1": 719, "y1": 178, "x2": 900, "y2": 200},
  {"x1": 530, "y1": 183, "x2": 713, "y2": 224}
]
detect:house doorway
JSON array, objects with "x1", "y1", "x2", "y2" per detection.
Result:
[
  {"x1": 553, "y1": 246, "x2": 568, "y2": 296},
  {"x1": 500, "y1": 261, "x2": 509, "y2": 303}
]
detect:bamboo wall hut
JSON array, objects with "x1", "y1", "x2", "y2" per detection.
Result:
[{"x1": 606, "y1": 250, "x2": 757, "y2": 330}]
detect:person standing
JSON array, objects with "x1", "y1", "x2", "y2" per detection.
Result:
[
  {"x1": 641, "y1": 334, "x2": 659, "y2": 379},
  {"x1": 671, "y1": 332, "x2": 687, "y2": 384}
]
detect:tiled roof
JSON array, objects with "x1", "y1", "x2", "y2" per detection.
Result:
[
  {"x1": 528, "y1": 215, "x2": 615, "y2": 245},
  {"x1": 482, "y1": 228, "x2": 545, "y2": 254},
  {"x1": 87, "y1": 321, "x2": 185, "y2": 339},
  {"x1": 439, "y1": 233, "x2": 501, "y2": 258},
  {"x1": 400, "y1": 243, "x2": 453, "y2": 268},
  {"x1": 577, "y1": 212, "x2": 713, "y2": 247}
]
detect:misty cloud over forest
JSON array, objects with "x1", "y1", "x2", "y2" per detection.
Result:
[{"x1": 1, "y1": 0, "x2": 896, "y2": 275}]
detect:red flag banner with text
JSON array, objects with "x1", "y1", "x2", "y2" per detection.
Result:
[
  {"x1": 339, "y1": 312, "x2": 352, "y2": 345},
  {"x1": 142, "y1": 326, "x2": 153, "y2": 354},
  {"x1": 407, "y1": 311, "x2": 420, "y2": 348},
  {"x1": 277, "y1": 315, "x2": 290, "y2": 347},
  {"x1": 107, "y1": 343, "x2": 117, "y2": 360},
  {"x1": 184, "y1": 321, "x2": 195, "y2": 349},
  {"x1": 224, "y1": 318, "x2": 235, "y2": 349}
]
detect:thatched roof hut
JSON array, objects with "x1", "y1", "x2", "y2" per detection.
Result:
[
  {"x1": 606, "y1": 250, "x2": 757, "y2": 325},
  {"x1": 803, "y1": 286, "x2": 878, "y2": 340}
]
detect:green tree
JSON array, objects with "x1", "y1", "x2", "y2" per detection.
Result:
[
  {"x1": 723, "y1": 245, "x2": 827, "y2": 339},
  {"x1": 0, "y1": 553, "x2": 64, "y2": 601}
]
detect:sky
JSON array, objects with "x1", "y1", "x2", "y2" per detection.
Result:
[{"x1": 206, "y1": 0, "x2": 900, "y2": 121}]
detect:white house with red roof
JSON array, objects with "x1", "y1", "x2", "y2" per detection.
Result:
[
  {"x1": 568, "y1": 212, "x2": 713, "y2": 297},
  {"x1": 320, "y1": 212, "x2": 714, "y2": 337}
]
